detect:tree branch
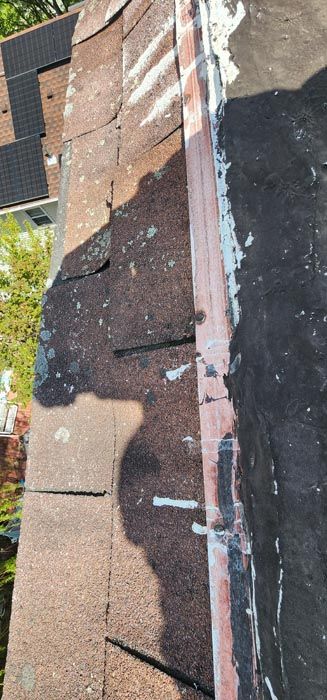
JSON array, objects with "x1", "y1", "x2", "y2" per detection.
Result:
[
  {"x1": 1, "y1": 1, "x2": 44, "y2": 23},
  {"x1": 48, "y1": 0, "x2": 66, "y2": 14}
]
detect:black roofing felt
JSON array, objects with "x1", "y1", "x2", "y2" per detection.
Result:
[
  {"x1": 7, "y1": 71, "x2": 44, "y2": 140},
  {"x1": 1, "y1": 12, "x2": 78, "y2": 78},
  {"x1": 0, "y1": 136, "x2": 48, "y2": 206}
]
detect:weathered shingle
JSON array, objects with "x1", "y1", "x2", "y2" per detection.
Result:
[
  {"x1": 63, "y1": 18, "x2": 122, "y2": 141},
  {"x1": 109, "y1": 129, "x2": 194, "y2": 350},
  {"x1": 120, "y1": 0, "x2": 182, "y2": 162},
  {"x1": 105, "y1": 643, "x2": 212, "y2": 698},
  {"x1": 3, "y1": 493, "x2": 111, "y2": 700},
  {"x1": 107, "y1": 345, "x2": 213, "y2": 691},
  {"x1": 27, "y1": 274, "x2": 115, "y2": 494},
  {"x1": 61, "y1": 119, "x2": 117, "y2": 278},
  {"x1": 73, "y1": 0, "x2": 130, "y2": 44}
]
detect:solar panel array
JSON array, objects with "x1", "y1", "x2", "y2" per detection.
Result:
[
  {"x1": 0, "y1": 12, "x2": 78, "y2": 206},
  {"x1": 7, "y1": 70, "x2": 44, "y2": 139},
  {"x1": 53, "y1": 13, "x2": 78, "y2": 64},
  {"x1": 2, "y1": 24, "x2": 55, "y2": 79},
  {"x1": 0, "y1": 136, "x2": 48, "y2": 207},
  {"x1": 2, "y1": 13, "x2": 78, "y2": 78}
]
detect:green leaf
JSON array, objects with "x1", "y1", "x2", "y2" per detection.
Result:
[
  {"x1": 0, "y1": 1, "x2": 76, "y2": 38},
  {"x1": 0, "y1": 214, "x2": 53, "y2": 405}
]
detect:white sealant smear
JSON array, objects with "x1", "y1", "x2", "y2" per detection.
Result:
[
  {"x1": 128, "y1": 16, "x2": 175, "y2": 79},
  {"x1": 250, "y1": 555, "x2": 261, "y2": 657},
  {"x1": 192, "y1": 522, "x2": 208, "y2": 535},
  {"x1": 206, "y1": 338, "x2": 220, "y2": 349},
  {"x1": 165, "y1": 363, "x2": 191, "y2": 381},
  {"x1": 64, "y1": 102, "x2": 73, "y2": 119},
  {"x1": 129, "y1": 48, "x2": 177, "y2": 104},
  {"x1": 153, "y1": 497, "x2": 199, "y2": 509},
  {"x1": 245, "y1": 231, "x2": 254, "y2": 247},
  {"x1": 200, "y1": 0, "x2": 246, "y2": 327},
  {"x1": 211, "y1": 0, "x2": 245, "y2": 88},
  {"x1": 265, "y1": 676, "x2": 279, "y2": 700},
  {"x1": 277, "y1": 567, "x2": 283, "y2": 624}
]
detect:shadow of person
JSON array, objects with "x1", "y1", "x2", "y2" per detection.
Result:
[
  {"x1": 30, "y1": 143, "x2": 215, "y2": 697},
  {"x1": 29, "y1": 65, "x2": 327, "y2": 700},
  {"x1": 224, "y1": 66, "x2": 327, "y2": 699}
]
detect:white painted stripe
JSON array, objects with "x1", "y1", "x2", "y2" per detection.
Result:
[
  {"x1": 128, "y1": 15, "x2": 175, "y2": 79},
  {"x1": 140, "y1": 79, "x2": 182, "y2": 125},
  {"x1": 129, "y1": 48, "x2": 177, "y2": 104},
  {"x1": 140, "y1": 53, "x2": 204, "y2": 126},
  {"x1": 153, "y1": 497, "x2": 199, "y2": 509}
]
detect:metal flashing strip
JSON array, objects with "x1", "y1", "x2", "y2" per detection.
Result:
[{"x1": 175, "y1": 1, "x2": 257, "y2": 697}]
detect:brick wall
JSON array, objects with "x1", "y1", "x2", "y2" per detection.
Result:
[{"x1": 0, "y1": 404, "x2": 31, "y2": 487}]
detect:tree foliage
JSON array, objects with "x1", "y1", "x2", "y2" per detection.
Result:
[
  {"x1": 0, "y1": 214, "x2": 52, "y2": 406},
  {"x1": 0, "y1": 0, "x2": 77, "y2": 37}
]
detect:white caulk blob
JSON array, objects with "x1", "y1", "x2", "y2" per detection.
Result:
[
  {"x1": 165, "y1": 363, "x2": 191, "y2": 381},
  {"x1": 153, "y1": 497, "x2": 199, "y2": 509},
  {"x1": 54, "y1": 427, "x2": 70, "y2": 444},
  {"x1": 245, "y1": 232, "x2": 254, "y2": 247},
  {"x1": 192, "y1": 522, "x2": 207, "y2": 535}
]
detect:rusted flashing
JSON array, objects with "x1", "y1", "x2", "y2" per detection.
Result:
[{"x1": 175, "y1": 1, "x2": 257, "y2": 697}]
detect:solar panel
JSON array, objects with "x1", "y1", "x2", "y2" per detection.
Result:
[
  {"x1": 0, "y1": 135, "x2": 48, "y2": 206},
  {"x1": 2, "y1": 14, "x2": 78, "y2": 79},
  {"x1": 53, "y1": 13, "x2": 78, "y2": 63},
  {"x1": 2, "y1": 24, "x2": 56, "y2": 78},
  {"x1": 7, "y1": 70, "x2": 44, "y2": 139}
]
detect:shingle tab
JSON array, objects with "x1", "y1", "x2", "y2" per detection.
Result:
[
  {"x1": 0, "y1": 75, "x2": 14, "y2": 146},
  {"x1": 120, "y1": 0, "x2": 182, "y2": 162},
  {"x1": 27, "y1": 274, "x2": 115, "y2": 494},
  {"x1": 73, "y1": 0, "x2": 129, "y2": 44},
  {"x1": 105, "y1": 643, "x2": 212, "y2": 698},
  {"x1": 61, "y1": 119, "x2": 117, "y2": 279},
  {"x1": 109, "y1": 129, "x2": 194, "y2": 350},
  {"x1": 63, "y1": 17, "x2": 122, "y2": 141},
  {"x1": 107, "y1": 346, "x2": 213, "y2": 691},
  {"x1": 123, "y1": 0, "x2": 154, "y2": 37},
  {"x1": 3, "y1": 493, "x2": 111, "y2": 700}
]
